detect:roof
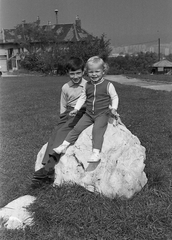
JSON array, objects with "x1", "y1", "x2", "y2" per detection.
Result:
[
  {"x1": 0, "y1": 23, "x2": 94, "y2": 44},
  {"x1": 152, "y1": 59, "x2": 172, "y2": 68},
  {"x1": 42, "y1": 24, "x2": 94, "y2": 42}
]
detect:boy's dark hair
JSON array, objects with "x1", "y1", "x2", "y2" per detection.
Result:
[{"x1": 66, "y1": 57, "x2": 85, "y2": 71}]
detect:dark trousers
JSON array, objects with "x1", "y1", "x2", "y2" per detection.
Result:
[
  {"x1": 66, "y1": 111, "x2": 109, "y2": 150},
  {"x1": 42, "y1": 107, "x2": 85, "y2": 165}
]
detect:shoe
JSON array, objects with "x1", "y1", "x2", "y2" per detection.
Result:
[
  {"x1": 88, "y1": 152, "x2": 101, "y2": 163},
  {"x1": 31, "y1": 167, "x2": 55, "y2": 189},
  {"x1": 53, "y1": 144, "x2": 68, "y2": 154},
  {"x1": 86, "y1": 161, "x2": 101, "y2": 172}
]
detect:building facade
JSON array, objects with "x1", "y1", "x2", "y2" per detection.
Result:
[{"x1": 0, "y1": 16, "x2": 94, "y2": 72}]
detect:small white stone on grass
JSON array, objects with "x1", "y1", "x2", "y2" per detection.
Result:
[{"x1": 0, "y1": 195, "x2": 36, "y2": 229}]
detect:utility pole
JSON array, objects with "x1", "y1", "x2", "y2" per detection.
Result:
[
  {"x1": 158, "y1": 38, "x2": 161, "y2": 61},
  {"x1": 55, "y1": 9, "x2": 58, "y2": 24}
]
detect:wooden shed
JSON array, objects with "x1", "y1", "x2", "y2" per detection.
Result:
[{"x1": 152, "y1": 59, "x2": 172, "y2": 74}]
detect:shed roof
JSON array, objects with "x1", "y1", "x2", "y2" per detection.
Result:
[{"x1": 152, "y1": 59, "x2": 172, "y2": 68}]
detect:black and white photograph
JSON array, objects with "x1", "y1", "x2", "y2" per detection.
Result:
[{"x1": 0, "y1": 0, "x2": 172, "y2": 239}]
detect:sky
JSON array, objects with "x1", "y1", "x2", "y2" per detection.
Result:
[{"x1": 0, "y1": 0, "x2": 172, "y2": 46}]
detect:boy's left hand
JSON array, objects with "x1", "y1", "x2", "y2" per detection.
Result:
[
  {"x1": 110, "y1": 108, "x2": 124, "y2": 127},
  {"x1": 111, "y1": 108, "x2": 118, "y2": 118},
  {"x1": 113, "y1": 116, "x2": 124, "y2": 127}
]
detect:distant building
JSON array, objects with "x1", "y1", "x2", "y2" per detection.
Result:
[
  {"x1": 165, "y1": 48, "x2": 170, "y2": 56},
  {"x1": 111, "y1": 42, "x2": 172, "y2": 56},
  {"x1": 0, "y1": 16, "x2": 94, "y2": 72},
  {"x1": 152, "y1": 59, "x2": 172, "y2": 74}
]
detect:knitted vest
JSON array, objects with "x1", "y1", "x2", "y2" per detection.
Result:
[{"x1": 85, "y1": 80, "x2": 110, "y2": 115}]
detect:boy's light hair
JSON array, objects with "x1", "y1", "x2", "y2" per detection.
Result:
[{"x1": 85, "y1": 56, "x2": 109, "y2": 74}]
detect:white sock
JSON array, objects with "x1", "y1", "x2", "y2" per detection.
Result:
[
  {"x1": 92, "y1": 149, "x2": 100, "y2": 154},
  {"x1": 62, "y1": 140, "x2": 70, "y2": 146}
]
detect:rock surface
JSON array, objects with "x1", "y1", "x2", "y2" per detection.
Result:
[{"x1": 36, "y1": 120, "x2": 147, "y2": 199}]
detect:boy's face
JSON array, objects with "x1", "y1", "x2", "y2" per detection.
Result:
[
  {"x1": 87, "y1": 62, "x2": 104, "y2": 83},
  {"x1": 68, "y1": 69, "x2": 84, "y2": 84}
]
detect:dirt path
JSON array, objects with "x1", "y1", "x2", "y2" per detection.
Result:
[{"x1": 106, "y1": 75, "x2": 172, "y2": 92}]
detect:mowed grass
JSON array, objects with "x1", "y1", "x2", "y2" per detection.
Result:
[{"x1": 1, "y1": 76, "x2": 172, "y2": 239}]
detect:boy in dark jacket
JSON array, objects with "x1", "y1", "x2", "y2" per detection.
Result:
[{"x1": 31, "y1": 57, "x2": 87, "y2": 187}]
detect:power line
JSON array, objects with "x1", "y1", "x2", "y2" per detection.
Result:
[
  {"x1": 118, "y1": 39, "x2": 158, "y2": 47},
  {"x1": 128, "y1": 40, "x2": 158, "y2": 46}
]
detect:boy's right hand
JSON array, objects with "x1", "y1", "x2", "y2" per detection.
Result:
[{"x1": 69, "y1": 109, "x2": 78, "y2": 116}]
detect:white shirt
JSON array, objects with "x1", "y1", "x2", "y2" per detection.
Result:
[{"x1": 60, "y1": 78, "x2": 87, "y2": 114}]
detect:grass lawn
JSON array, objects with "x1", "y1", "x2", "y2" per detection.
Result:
[
  {"x1": 125, "y1": 74, "x2": 172, "y2": 83},
  {"x1": 1, "y1": 76, "x2": 172, "y2": 239}
]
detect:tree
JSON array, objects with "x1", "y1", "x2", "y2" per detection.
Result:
[
  {"x1": 108, "y1": 52, "x2": 159, "y2": 75},
  {"x1": 15, "y1": 22, "x2": 54, "y2": 53},
  {"x1": 18, "y1": 30, "x2": 112, "y2": 74},
  {"x1": 15, "y1": 19, "x2": 112, "y2": 74},
  {"x1": 166, "y1": 54, "x2": 172, "y2": 62},
  {"x1": 66, "y1": 34, "x2": 112, "y2": 62}
]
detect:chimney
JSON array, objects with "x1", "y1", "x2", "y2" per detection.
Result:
[
  {"x1": 54, "y1": 9, "x2": 58, "y2": 24},
  {"x1": 75, "y1": 15, "x2": 81, "y2": 28},
  {"x1": 22, "y1": 19, "x2": 26, "y2": 28},
  {"x1": 36, "y1": 16, "x2": 40, "y2": 25},
  {"x1": 47, "y1": 21, "x2": 52, "y2": 30}
]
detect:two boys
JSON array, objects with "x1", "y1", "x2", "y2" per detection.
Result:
[
  {"x1": 32, "y1": 56, "x2": 120, "y2": 187},
  {"x1": 54, "y1": 56, "x2": 119, "y2": 168}
]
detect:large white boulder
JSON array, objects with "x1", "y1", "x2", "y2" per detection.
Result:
[{"x1": 36, "y1": 120, "x2": 147, "y2": 199}]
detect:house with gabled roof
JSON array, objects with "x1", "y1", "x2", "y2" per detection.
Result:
[{"x1": 0, "y1": 16, "x2": 94, "y2": 72}]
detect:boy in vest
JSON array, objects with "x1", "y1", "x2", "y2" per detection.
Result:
[
  {"x1": 53, "y1": 56, "x2": 119, "y2": 170},
  {"x1": 31, "y1": 57, "x2": 87, "y2": 187}
]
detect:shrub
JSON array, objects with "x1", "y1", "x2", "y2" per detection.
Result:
[
  {"x1": 108, "y1": 52, "x2": 159, "y2": 75},
  {"x1": 20, "y1": 34, "x2": 112, "y2": 75}
]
